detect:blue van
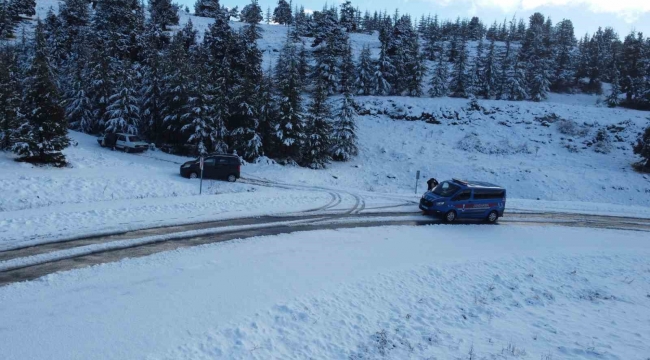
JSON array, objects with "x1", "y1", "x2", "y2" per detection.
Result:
[{"x1": 419, "y1": 179, "x2": 506, "y2": 223}]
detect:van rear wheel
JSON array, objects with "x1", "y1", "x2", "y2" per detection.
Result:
[
  {"x1": 486, "y1": 211, "x2": 499, "y2": 223},
  {"x1": 227, "y1": 174, "x2": 237, "y2": 183},
  {"x1": 444, "y1": 210, "x2": 456, "y2": 223}
]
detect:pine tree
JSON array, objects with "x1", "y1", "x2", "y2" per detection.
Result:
[
  {"x1": 607, "y1": 62, "x2": 621, "y2": 108},
  {"x1": 303, "y1": 73, "x2": 332, "y2": 168},
  {"x1": 139, "y1": 33, "x2": 166, "y2": 141},
  {"x1": 149, "y1": 0, "x2": 179, "y2": 31},
  {"x1": 429, "y1": 50, "x2": 448, "y2": 97},
  {"x1": 0, "y1": 45, "x2": 21, "y2": 150},
  {"x1": 331, "y1": 92, "x2": 357, "y2": 161},
  {"x1": 339, "y1": 0, "x2": 355, "y2": 32},
  {"x1": 182, "y1": 60, "x2": 215, "y2": 156},
  {"x1": 273, "y1": 35, "x2": 304, "y2": 163},
  {"x1": 272, "y1": 0, "x2": 292, "y2": 25},
  {"x1": 509, "y1": 55, "x2": 528, "y2": 101},
  {"x1": 161, "y1": 34, "x2": 191, "y2": 146},
  {"x1": 64, "y1": 36, "x2": 95, "y2": 133},
  {"x1": 259, "y1": 62, "x2": 277, "y2": 156},
  {"x1": 231, "y1": 0, "x2": 264, "y2": 161},
  {"x1": 449, "y1": 37, "x2": 469, "y2": 98},
  {"x1": 495, "y1": 38, "x2": 512, "y2": 100},
  {"x1": 406, "y1": 35, "x2": 426, "y2": 97},
  {"x1": 10, "y1": 0, "x2": 35, "y2": 18},
  {"x1": 340, "y1": 40, "x2": 355, "y2": 94},
  {"x1": 467, "y1": 38, "x2": 483, "y2": 96},
  {"x1": 194, "y1": 0, "x2": 222, "y2": 18},
  {"x1": 373, "y1": 44, "x2": 392, "y2": 95},
  {"x1": 265, "y1": 5, "x2": 271, "y2": 24},
  {"x1": 105, "y1": 62, "x2": 140, "y2": 134},
  {"x1": 13, "y1": 21, "x2": 69, "y2": 165},
  {"x1": 480, "y1": 39, "x2": 498, "y2": 99},
  {"x1": 0, "y1": 0, "x2": 15, "y2": 39},
  {"x1": 179, "y1": 18, "x2": 198, "y2": 51},
  {"x1": 551, "y1": 19, "x2": 575, "y2": 92},
  {"x1": 633, "y1": 126, "x2": 650, "y2": 169},
  {"x1": 354, "y1": 44, "x2": 373, "y2": 95}
]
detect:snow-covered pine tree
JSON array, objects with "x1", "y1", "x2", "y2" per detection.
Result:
[
  {"x1": 385, "y1": 15, "x2": 418, "y2": 95},
  {"x1": 509, "y1": 55, "x2": 528, "y2": 101},
  {"x1": 422, "y1": 15, "x2": 440, "y2": 61},
  {"x1": 64, "y1": 36, "x2": 95, "y2": 133},
  {"x1": 339, "y1": 0, "x2": 355, "y2": 32},
  {"x1": 303, "y1": 70, "x2": 332, "y2": 168},
  {"x1": 179, "y1": 18, "x2": 198, "y2": 51},
  {"x1": 354, "y1": 44, "x2": 373, "y2": 95},
  {"x1": 449, "y1": 37, "x2": 469, "y2": 98},
  {"x1": 161, "y1": 33, "x2": 191, "y2": 146},
  {"x1": 138, "y1": 25, "x2": 167, "y2": 141},
  {"x1": 620, "y1": 32, "x2": 646, "y2": 106},
  {"x1": 495, "y1": 38, "x2": 512, "y2": 100},
  {"x1": 182, "y1": 62, "x2": 214, "y2": 156},
  {"x1": 340, "y1": 40, "x2": 355, "y2": 93},
  {"x1": 0, "y1": 0, "x2": 15, "y2": 39},
  {"x1": 13, "y1": 21, "x2": 69, "y2": 165},
  {"x1": 259, "y1": 62, "x2": 277, "y2": 156},
  {"x1": 467, "y1": 38, "x2": 484, "y2": 97},
  {"x1": 273, "y1": 35, "x2": 305, "y2": 163},
  {"x1": 9, "y1": 0, "x2": 35, "y2": 19},
  {"x1": 406, "y1": 34, "x2": 426, "y2": 97},
  {"x1": 92, "y1": 0, "x2": 143, "y2": 61},
  {"x1": 479, "y1": 39, "x2": 498, "y2": 99},
  {"x1": 312, "y1": 18, "x2": 346, "y2": 95},
  {"x1": 429, "y1": 49, "x2": 449, "y2": 97},
  {"x1": 194, "y1": 0, "x2": 221, "y2": 18},
  {"x1": 58, "y1": 0, "x2": 90, "y2": 61},
  {"x1": 265, "y1": 6, "x2": 271, "y2": 24},
  {"x1": 373, "y1": 44, "x2": 392, "y2": 95},
  {"x1": 607, "y1": 62, "x2": 621, "y2": 108},
  {"x1": 292, "y1": 6, "x2": 308, "y2": 36},
  {"x1": 551, "y1": 19, "x2": 575, "y2": 92},
  {"x1": 272, "y1": 0, "x2": 292, "y2": 25},
  {"x1": 331, "y1": 92, "x2": 358, "y2": 161},
  {"x1": 230, "y1": 0, "x2": 264, "y2": 161},
  {"x1": 0, "y1": 45, "x2": 21, "y2": 150},
  {"x1": 149, "y1": 0, "x2": 179, "y2": 31},
  {"x1": 105, "y1": 61, "x2": 140, "y2": 134}
]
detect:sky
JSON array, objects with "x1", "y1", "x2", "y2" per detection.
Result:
[{"x1": 178, "y1": 0, "x2": 650, "y2": 37}]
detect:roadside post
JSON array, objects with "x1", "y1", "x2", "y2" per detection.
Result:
[
  {"x1": 415, "y1": 170, "x2": 420, "y2": 194},
  {"x1": 199, "y1": 156, "x2": 204, "y2": 195}
]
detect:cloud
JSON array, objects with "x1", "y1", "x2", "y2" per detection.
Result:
[{"x1": 433, "y1": 0, "x2": 650, "y2": 22}]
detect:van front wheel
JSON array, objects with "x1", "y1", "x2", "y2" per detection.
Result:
[
  {"x1": 486, "y1": 211, "x2": 499, "y2": 223},
  {"x1": 444, "y1": 210, "x2": 456, "y2": 223}
]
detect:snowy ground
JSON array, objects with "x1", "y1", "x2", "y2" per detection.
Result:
[{"x1": 1, "y1": 225, "x2": 648, "y2": 360}]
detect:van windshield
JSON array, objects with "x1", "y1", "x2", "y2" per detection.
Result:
[{"x1": 432, "y1": 181, "x2": 461, "y2": 197}]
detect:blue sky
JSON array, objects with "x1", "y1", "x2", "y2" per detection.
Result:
[{"x1": 177, "y1": 0, "x2": 650, "y2": 37}]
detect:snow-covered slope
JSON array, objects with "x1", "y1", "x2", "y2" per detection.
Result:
[
  {"x1": 244, "y1": 95, "x2": 650, "y2": 207},
  {"x1": 2, "y1": 225, "x2": 649, "y2": 359}
]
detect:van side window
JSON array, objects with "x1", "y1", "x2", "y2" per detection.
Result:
[
  {"x1": 118, "y1": 135, "x2": 126, "y2": 142},
  {"x1": 204, "y1": 158, "x2": 216, "y2": 166},
  {"x1": 474, "y1": 190, "x2": 505, "y2": 200},
  {"x1": 453, "y1": 190, "x2": 471, "y2": 201}
]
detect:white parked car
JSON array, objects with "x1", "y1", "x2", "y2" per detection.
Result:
[{"x1": 98, "y1": 133, "x2": 150, "y2": 153}]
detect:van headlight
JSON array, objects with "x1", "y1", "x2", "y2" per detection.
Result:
[
  {"x1": 182, "y1": 164, "x2": 191, "y2": 168},
  {"x1": 435, "y1": 201, "x2": 445, "y2": 206}
]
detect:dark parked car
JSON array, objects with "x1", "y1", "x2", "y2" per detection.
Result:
[{"x1": 180, "y1": 155, "x2": 241, "y2": 182}]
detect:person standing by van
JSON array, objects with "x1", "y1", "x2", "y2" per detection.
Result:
[{"x1": 427, "y1": 178, "x2": 439, "y2": 191}]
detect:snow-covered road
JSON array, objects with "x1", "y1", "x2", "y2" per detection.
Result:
[{"x1": 1, "y1": 225, "x2": 648, "y2": 360}]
